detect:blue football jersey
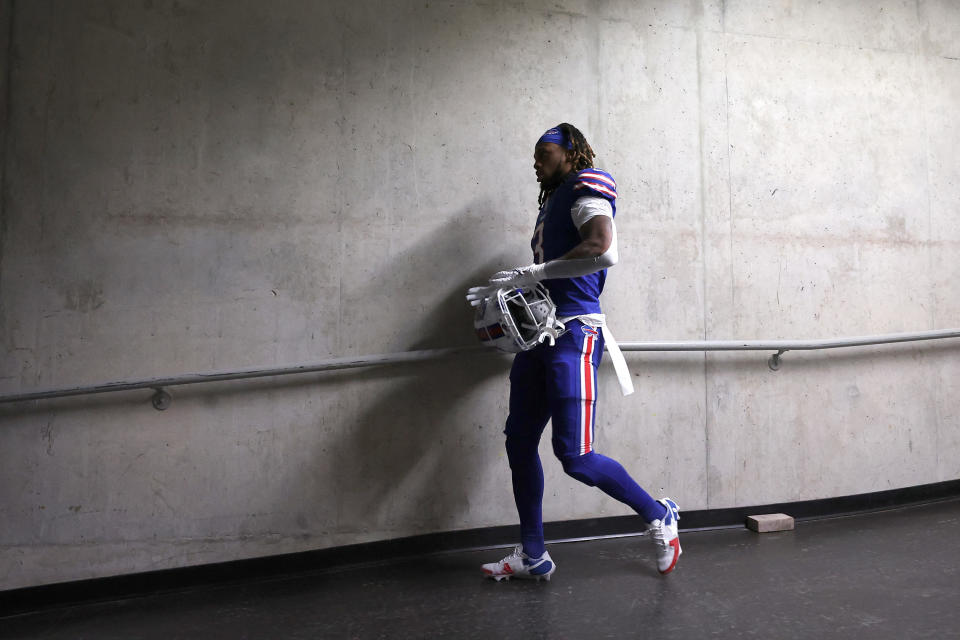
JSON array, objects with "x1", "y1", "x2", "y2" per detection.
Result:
[{"x1": 531, "y1": 169, "x2": 618, "y2": 316}]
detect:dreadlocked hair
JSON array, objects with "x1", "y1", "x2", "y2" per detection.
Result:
[{"x1": 538, "y1": 123, "x2": 596, "y2": 206}]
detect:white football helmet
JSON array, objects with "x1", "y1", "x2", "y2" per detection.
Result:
[{"x1": 473, "y1": 284, "x2": 565, "y2": 353}]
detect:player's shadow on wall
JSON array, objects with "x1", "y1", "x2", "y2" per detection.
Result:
[{"x1": 310, "y1": 203, "x2": 523, "y2": 542}]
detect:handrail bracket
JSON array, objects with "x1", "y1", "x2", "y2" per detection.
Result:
[
  {"x1": 768, "y1": 350, "x2": 786, "y2": 372},
  {"x1": 151, "y1": 388, "x2": 172, "y2": 411}
]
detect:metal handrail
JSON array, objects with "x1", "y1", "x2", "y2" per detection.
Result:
[
  {"x1": 618, "y1": 328, "x2": 960, "y2": 351},
  {"x1": 0, "y1": 346, "x2": 483, "y2": 409},
  {"x1": 617, "y1": 328, "x2": 960, "y2": 369},
  {"x1": 1, "y1": 328, "x2": 959, "y2": 409}
]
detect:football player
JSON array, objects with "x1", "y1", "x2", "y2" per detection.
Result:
[{"x1": 467, "y1": 124, "x2": 681, "y2": 581}]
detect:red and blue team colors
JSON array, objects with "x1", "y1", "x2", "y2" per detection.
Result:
[
  {"x1": 503, "y1": 168, "x2": 672, "y2": 568},
  {"x1": 532, "y1": 168, "x2": 618, "y2": 317}
]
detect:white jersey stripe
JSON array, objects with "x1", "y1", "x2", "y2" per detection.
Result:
[
  {"x1": 580, "y1": 332, "x2": 596, "y2": 455},
  {"x1": 578, "y1": 171, "x2": 617, "y2": 188},
  {"x1": 575, "y1": 181, "x2": 617, "y2": 199}
]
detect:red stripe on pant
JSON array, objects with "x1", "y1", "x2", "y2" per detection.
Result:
[{"x1": 582, "y1": 334, "x2": 595, "y2": 455}]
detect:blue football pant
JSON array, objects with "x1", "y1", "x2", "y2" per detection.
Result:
[{"x1": 504, "y1": 321, "x2": 665, "y2": 558}]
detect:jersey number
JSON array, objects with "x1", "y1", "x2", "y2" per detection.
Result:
[{"x1": 533, "y1": 222, "x2": 545, "y2": 264}]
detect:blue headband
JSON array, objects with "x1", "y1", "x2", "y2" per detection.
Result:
[{"x1": 537, "y1": 126, "x2": 572, "y2": 149}]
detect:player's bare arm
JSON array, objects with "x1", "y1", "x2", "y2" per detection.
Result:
[{"x1": 561, "y1": 215, "x2": 614, "y2": 261}]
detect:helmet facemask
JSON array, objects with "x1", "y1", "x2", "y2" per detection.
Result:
[{"x1": 474, "y1": 284, "x2": 565, "y2": 352}]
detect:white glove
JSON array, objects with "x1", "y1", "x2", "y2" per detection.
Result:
[
  {"x1": 465, "y1": 285, "x2": 497, "y2": 308},
  {"x1": 488, "y1": 264, "x2": 546, "y2": 288}
]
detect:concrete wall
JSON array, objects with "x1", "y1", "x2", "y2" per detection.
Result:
[{"x1": 1, "y1": 0, "x2": 958, "y2": 590}]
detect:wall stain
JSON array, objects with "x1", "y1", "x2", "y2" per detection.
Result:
[
  {"x1": 61, "y1": 280, "x2": 105, "y2": 312},
  {"x1": 40, "y1": 421, "x2": 54, "y2": 456}
]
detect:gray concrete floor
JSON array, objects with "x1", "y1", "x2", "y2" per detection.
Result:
[{"x1": 3, "y1": 498, "x2": 959, "y2": 639}]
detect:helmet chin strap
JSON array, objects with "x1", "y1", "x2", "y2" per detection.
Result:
[
  {"x1": 535, "y1": 308, "x2": 565, "y2": 347},
  {"x1": 537, "y1": 330, "x2": 558, "y2": 347}
]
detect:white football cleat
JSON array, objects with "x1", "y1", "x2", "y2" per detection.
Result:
[
  {"x1": 481, "y1": 545, "x2": 556, "y2": 582},
  {"x1": 648, "y1": 498, "x2": 682, "y2": 575}
]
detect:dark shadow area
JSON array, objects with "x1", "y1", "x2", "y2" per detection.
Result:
[
  {"x1": 3, "y1": 481, "x2": 958, "y2": 621},
  {"x1": 307, "y1": 207, "x2": 522, "y2": 557},
  {"x1": 3, "y1": 498, "x2": 959, "y2": 639},
  {"x1": 0, "y1": 205, "x2": 521, "y2": 606}
]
